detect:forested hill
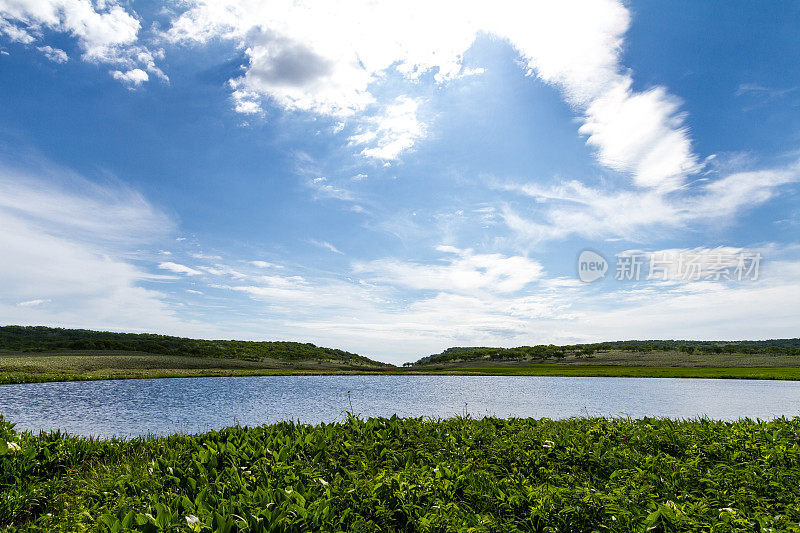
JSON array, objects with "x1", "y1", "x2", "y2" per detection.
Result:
[
  {"x1": 412, "y1": 339, "x2": 800, "y2": 366},
  {"x1": 0, "y1": 326, "x2": 386, "y2": 367}
]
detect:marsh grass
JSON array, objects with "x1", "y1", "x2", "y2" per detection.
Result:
[{"x1": 2, "y1": 414, "x2": 800, "y2": 531}]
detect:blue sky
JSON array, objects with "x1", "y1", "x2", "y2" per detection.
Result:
[{"x1": 1, "y1": 0, "x2": 798, "y2": 363}]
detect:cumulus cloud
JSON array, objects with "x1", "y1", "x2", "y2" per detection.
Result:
[
  {"x1": 111, "y1": 68, "x2": 148, "y2": 86},
  {"x1": 162, "y1": 0, "x2": 695, "y2": 175},
  {"x1": 0, "y1": 0, "x2": 166, "y2": 82}
]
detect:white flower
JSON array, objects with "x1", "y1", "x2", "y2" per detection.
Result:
[
  {"x1": 317, "y1": 478, "x2": 329, "y2": 486},
  {"x1": 186, "y1": 515, "x2": 200, "y2": 526},
  {"x1": 719, "y1": 507, "x2": 735, "y2": 513},
  {"x1": 6, "y1": 441, "x2": 21, "y2": 453},
  {"x1": 543, "y1": 440, "x2": 555, "y2": 449}
]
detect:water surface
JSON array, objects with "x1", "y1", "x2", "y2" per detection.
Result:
[{"x1": 2, "y1": 375, "x2": 800, "y2": 437}]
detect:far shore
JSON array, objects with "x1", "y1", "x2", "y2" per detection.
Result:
[{"x1": 4, "y1": 349, "x2": 800, "y2": 384}]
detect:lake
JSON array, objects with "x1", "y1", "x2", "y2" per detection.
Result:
[{"x1": 2, "y1": 375, "x2": 800, "y2": 438}]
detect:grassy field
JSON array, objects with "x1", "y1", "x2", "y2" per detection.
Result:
[
  {"x1": 0, "y1": 350, "x2": 391, "y2": 385},
  {"x1": 2, "y1": 414, "x2": 800, "y2": 531}
]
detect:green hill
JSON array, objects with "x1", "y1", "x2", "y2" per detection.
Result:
[
  {"x1": 0, "y1": 325, "x2": 384, "y2": 367},
  {"x1": 412, "y1": 339, "x2": 800, "y2": 366}
]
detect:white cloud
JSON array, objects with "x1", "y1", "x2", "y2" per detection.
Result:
[
  {"x1": 0, "y1": 161, "x2": 190, "y2": 333},
  {"x1": 578, "y1": 79, "x2": 699, "y2": 190},
  {"x1": 307, "y1": 175, "x2": 357, "y2": 202},
  {"x1": 0, "y1": 0, "x2": 166, "y2": 82},
  {"x1": 0, "y1": 16, "x2": 34, "y2": 43},
  {"x1": 163, "y1": 0, "x2": 696, "y2": 175},
  {"x1": 36, "y1": 44, "x2": 67, "y2": 62},
  {"x1": 354, "y1": 245, "x2": 543, "y2": 294},
  {"x1": 111, "y1": 68, "x2": 148, "y2": 86},
  {"x1": 699, "y1": 166, "x2": 798, "y2": 217},
  {"x1": 0, "y1": 161, "x2": 172, "y2": 245},
  {"x1": 197, "y1": 264, "x2": 247, "y2": 279},
  {"x1": 190, "y1": 252, "x2": 222, "y2": 260},
  {"x1": 158, "y1": 262, "x2": 203, "y2": 276},
  {"x1": 250, "y1": 260, "x2": 283, "y2": 269},
  {"x1": 349, "y1": 96, "x2": 425, "y2": 161},
  {"x1": 16, "y1": 298, "x2": 51, "y2": 307},
  {"x1": 500, "y1": 159, "x2": 800, "y2": 244},
  {"x1": 309, "y1": 239, "x2": 343, "y2": 255}
]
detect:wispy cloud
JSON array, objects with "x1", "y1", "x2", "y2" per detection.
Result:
[
  {"x1": 307, "y1": 177, "x2": 357, "y2": 202},
  {"x1": 309, "y1": 239, "x2": 344, "y2": 255},
  {"x1": 354, "y1": 245, "x2": 543, "y2": 294},
  {"x1": 736, "y1": 83, "x2": 798, "y2": 99},
  {"x1": 250, "y1": 260, "x2": 283, "y2": 269},
  {"x1": 36, "y1": 45, "x2": 67, "y2": 63},
  {"x1": 0, "y1": 159, "x2": 192, "y2": 334},
  {"x1": 499, "y1": 159, "x2": 800, "y2": 244},
  {"x1": 16, "y1": 298, "x2": 51, "y2": 307},
  {"x1": 158, "y1": 262, "x2": 203, "y2": 276}
]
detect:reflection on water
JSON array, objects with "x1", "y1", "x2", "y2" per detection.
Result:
[{"x1": 2, "y1": 375, "x2": 800, "y2": 438}]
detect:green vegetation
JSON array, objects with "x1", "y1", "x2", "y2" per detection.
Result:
[
  {"x1": 411, "y1": 339, "x2": 800, "y2": 367},
  {"x1": 0, "y1": 326, "x2": 383, "y2": 367},
  {"x1": 2, "y1": 413, "x2": 800, "y2": 531},
  {"x1": 0, "y1": 351, "x2": 389, "y2": 385}
]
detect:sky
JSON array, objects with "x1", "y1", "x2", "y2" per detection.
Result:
[{"x1": 0, "y1": 0, "x2": 798, "y2": 364}]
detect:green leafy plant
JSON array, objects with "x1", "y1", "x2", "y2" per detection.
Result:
[{"x1": 2, "y1": 415, "x2": 800, "y2": 531}]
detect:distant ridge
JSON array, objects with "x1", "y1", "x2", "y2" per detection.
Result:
[
  {"x1": 412, "y1": 339, "x2": 800, "y2": 366},
  {"x1": 0, "y1": 325, "x2": 386, "y2": 367}
]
